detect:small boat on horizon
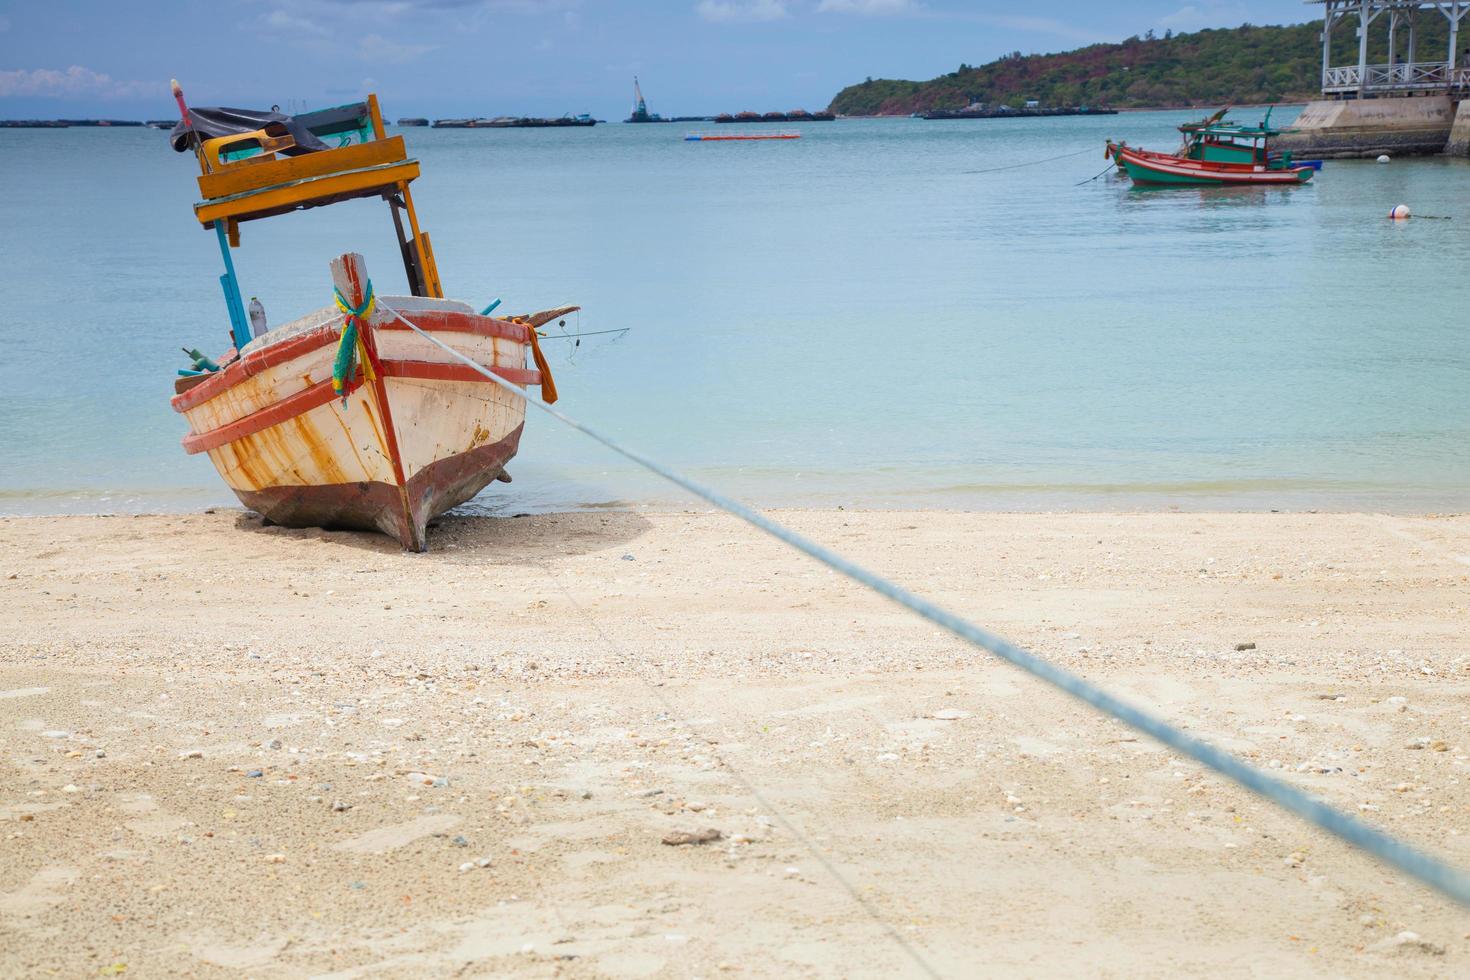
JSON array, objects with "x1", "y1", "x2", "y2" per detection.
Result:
[
  {"x1": 713, "y1": 110, "x2": 834, "y2": 123},
  {"x1": 922, "y1": 102, "x2": 1116, "y2": 120},
  {"x1": 685, "y1": 131, "x2": 800, "y2": 141},
  {"x1": 1106, "y1": 109, "x2": 1314, "y2": 187},
  {"x1": 166, "y1": 84, "x2": 573, "y2": 550},
  {"x1": 431, "y1": 114, "x2": 596, "y2": 128}
]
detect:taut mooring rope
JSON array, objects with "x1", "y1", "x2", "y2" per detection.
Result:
[
  {"x1": 962, "y1": 145, "x2": 1094, "y2": 175},
  {"x1": 377, "y1": 298, "x2": 1470, "y2": 908}
]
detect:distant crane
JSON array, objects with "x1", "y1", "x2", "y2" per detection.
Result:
[{"x1": 625, "y1": 77, "x2": 664, "y2": 123}]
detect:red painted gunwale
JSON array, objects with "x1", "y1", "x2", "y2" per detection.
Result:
[
  {"x1": 171, "y1": 309, "x2": 533, "y2": 413},
  {"x1": 180, "y1": 358, "x2": 539, "y2": 455},
  {"x1": 376, "y1": 359, "x2": 538, "y2": 386}
]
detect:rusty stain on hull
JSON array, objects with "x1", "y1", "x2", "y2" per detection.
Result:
[
  {"x1": 216, "y1": 410, "x2": 357, "y2": 490},
  {"x1": 235, "y1": 424, "x2": 524, "y2": 546}
]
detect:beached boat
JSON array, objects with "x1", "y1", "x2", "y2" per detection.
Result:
[
  {"x1": 167, "y1": 85, "x2": 571, "y2": 550},
  {"x1": 1105, "y1": 110, "x2": 1314, "y2": 186}
]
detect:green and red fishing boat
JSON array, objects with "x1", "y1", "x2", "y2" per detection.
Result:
[{"x1": 1106, "y1": 109, "x2": 1315, "y2": 187}]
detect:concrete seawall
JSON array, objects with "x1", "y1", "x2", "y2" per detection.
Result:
[
  {"x1": 1274, "y1": 95, "x2": 1456, "y2": 159},
  {"x1": 1447, "y1": 99, "x2": 1470, "y2": 156}
]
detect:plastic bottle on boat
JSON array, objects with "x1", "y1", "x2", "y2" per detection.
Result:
[{"x1": 248, "y1": 297, "x2": 268, "y2": 338}]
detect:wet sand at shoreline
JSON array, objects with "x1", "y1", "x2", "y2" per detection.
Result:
[{"x1": 2, "y1": 509, "x2": 1468, "y2": 977}]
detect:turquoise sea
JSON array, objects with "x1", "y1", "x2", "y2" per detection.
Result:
[{"x1": 3, "y1": 109, "x2": 1469, "y2": 515}]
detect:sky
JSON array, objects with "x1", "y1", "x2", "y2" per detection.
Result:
[{"x1": 1, "y1": 1, "x2": 1321, "y2": 119}]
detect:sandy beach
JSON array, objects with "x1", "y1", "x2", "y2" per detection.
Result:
[{"x1": 2, "y1": 508, "x2": 1468, "y2": 977}]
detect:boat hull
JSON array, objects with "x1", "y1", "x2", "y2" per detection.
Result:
[
  {"x1": 173, "y1": 294, "x2": 540, "y2": 550},
  {"x1": 1112, "y1": 145, "x2": 1313, "y2": 186},
  {"x1": 233, "y1": 422, "x2": 522, "y2": 545}
]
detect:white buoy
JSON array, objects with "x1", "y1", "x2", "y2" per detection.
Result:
[
  {"x1": 1389, "y1": 204, "x2": 1411, "y2": 220},
  {"x1": 1377, "y1": 154, "x2": 1391, "y2": 163}
]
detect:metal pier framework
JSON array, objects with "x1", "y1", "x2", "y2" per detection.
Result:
[{"x1": 1316, "y1": 1, "x2": 1470, "y2": 96}]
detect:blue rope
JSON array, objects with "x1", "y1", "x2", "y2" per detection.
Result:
[{"x1": 377, "y1": 297, "x2": 1470, "y2": 908}]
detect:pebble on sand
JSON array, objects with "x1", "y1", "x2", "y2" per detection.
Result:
[
  {"x1": 1367, "y1": 931, "x2": 1445, "y2": 956},
  {"x1": 929, "y1": 709, "x2": 970, "y2": 721}
]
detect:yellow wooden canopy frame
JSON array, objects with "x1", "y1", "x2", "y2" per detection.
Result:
[{"x1": 188, "y1": 95, "x2": 442, "y2": 298}]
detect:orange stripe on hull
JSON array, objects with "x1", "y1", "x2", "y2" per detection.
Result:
[
  {"x1": 173, "y1": 309, "x2": 534, "y2": 413},
  {"x1": 181, "y1": 360, "x2": 539, "y2": 454}
]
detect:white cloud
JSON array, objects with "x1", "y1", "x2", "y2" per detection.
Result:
[
  {"x1": 260, "y1": 9, "x2": 331, "y2": 37},
  {"x1": 357, "y1": 33, "x2": 437, "y2": 63},
  {"x1": 816, "y1": 0, "x2": 921, "y2": 15},
  {"x1": 696, "y1": 0, "x2": 790, "y2": 24},
  {"x1": 0, "y1": 66, "x2": 155, "y2": 100}
]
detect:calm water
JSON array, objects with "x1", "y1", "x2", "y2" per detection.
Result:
[{"x1": 3, "y1": 110, "x2": 1469, "y2": 515}]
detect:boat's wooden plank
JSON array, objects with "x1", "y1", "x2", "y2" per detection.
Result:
[
  {"x1": 381, "y1": 376, "x2": 525, "y2": 481},
  {"x1": 185, "y1": 378, "x2": 339, "y2": 455},
  {"x1": 367, "y1": 94, "x2": 387, "y2": 141},
  {"x1": 194, "y1": 160, "x2": 421, "y2": 224},
  {"x1": 207, "y1": 395, "x2": 396, "y2": 489},
  {"x1": 197, "y1": 136, "x2": 409, "y2": 200}
]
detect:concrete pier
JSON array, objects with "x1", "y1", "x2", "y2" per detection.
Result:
[
  {"x1": 1274, "y1": 95, "x2": 1457, "y2": 158},
  {"x1": 1446, "y1": 98, "x2": 1470, "y2": 155},
  {"x1": 1286, "y1": 2, "x2": 1470, "y2": 157}
]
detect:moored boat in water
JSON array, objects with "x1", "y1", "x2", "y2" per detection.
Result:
[
  {"x1": 1106, "y1": 109, "x2": 1315, "y2": 186},
  {"x1": 167, "y1": 84, "x2": 572, "y2": 550}
]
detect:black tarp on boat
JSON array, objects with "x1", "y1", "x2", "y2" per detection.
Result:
[{"x1": 170, "y1": 107, "x2": 328, "y2": 155}]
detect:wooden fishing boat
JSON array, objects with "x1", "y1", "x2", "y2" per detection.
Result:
[
  {"x1": 1105, "y1": 109, "x2": 1314, "y2": 187},
  {"x1": 167, "y1": 85, "x2": 572, "y2": 551}
]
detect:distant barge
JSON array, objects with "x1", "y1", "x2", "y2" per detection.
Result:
[
  {"x1": 1, "y1": 118, "x2": 146, "y2": 128},
  {"x1": 920, "y1": 104, "x2": 1117, "y2": 120},
  {"x1": 685, "y1": 131, "x2": 800, "y2": 141},
  {"x1": 432, "y1": 115, "x2": 596, "y2": 128},
  {"x1": 714, "y1": 111, "x2": 835, "y2": 123}
]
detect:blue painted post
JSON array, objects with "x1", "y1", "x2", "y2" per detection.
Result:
[
  {"x1": 214, "y1": 221, "x2": 250, "y2": 350},
  {"x1": 219, "y1": 274, "x2": 246, "y2": 349},
  {"x1": 480, "y1": 298, "x2": 502, "y2": 316}
]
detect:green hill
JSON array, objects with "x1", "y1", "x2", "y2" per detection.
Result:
[{"x1": 827, "y1": 22, "x2": 1446, "y2": 115}]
